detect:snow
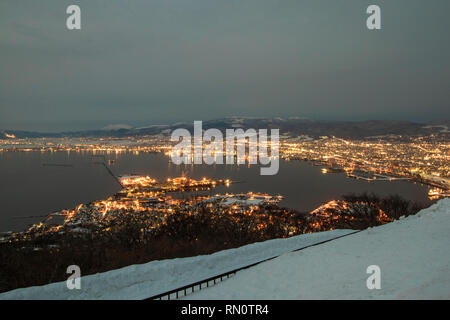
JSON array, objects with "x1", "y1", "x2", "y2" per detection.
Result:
[
  {"x1": 423, "y1": 125, "x2": 449, "y2": 133},
  {"x1": 0, "y1": 229, "x2": 353, "y2": 300},
  {"x1": 101, "y1": 124, "x2": 132, "y2": 131},
  {"x1": 221, "y1": 198, "x2": 264, "y2": 206},
  {"x1": 1, "y1": 198, "x2": 448, "y2": 300},
  {"x1": 134, "y1": 124, "x2": 169, "y2": 130},
  {"x1": 188, "y1": 198, "x2": 450, "y2": 300}
]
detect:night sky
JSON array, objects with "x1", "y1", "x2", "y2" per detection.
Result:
[{"x1": 1, "y1": 0, "x2": 449, "y2": 132}]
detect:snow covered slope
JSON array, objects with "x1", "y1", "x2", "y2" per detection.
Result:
[
  {"x1": 189, "y1": 198, "x2": 450, "y2": 299},
  {"x1": 1, "y1": 198, "x2": 448, "y2": 300},
  {"x1": 0, "y1": 229, "x2": 353, "y2": 299}
]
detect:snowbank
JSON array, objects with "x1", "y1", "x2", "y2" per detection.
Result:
[
  {"x1": 0, "y1": 229, "x2": 352, "y2": 299},
  {"x1": 189, "y1": 198, "x2": 450, "y2": 299}
]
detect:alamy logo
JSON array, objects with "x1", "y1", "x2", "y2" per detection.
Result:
[
  {"x1": 171, "y1": 121, "x2": 279, "y2": 175},
  {"x1": 366, "y1": 5, "x2": 381, "y2": 30},
  {"x1": 366, "y1": 265, "x2": 381, "y2": 289},
  {"x1": 66, "y1": 265, "x2": 81, "y2": 290},
  {"x1": 66, "y1": 5, "x2": 81, "y2": 30}
]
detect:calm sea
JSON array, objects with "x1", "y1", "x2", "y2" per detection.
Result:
[{"x1": 0, "y1": 151, "x2": 432, "y2": 232}]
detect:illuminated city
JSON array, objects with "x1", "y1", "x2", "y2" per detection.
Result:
[
  {"x1": 1, "y1": 0, "x2": 449, "y2": 303},
  {"x1": 281, "y1": 134, "x2": 450, "y2": 198},
  {"x1": 1, "y1": 131, "x2": 449, "y2": 199},
  {"x1": 1, "y1": 129, "x2": 447, "y2": 250}
]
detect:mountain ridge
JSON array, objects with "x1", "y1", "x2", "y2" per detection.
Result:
[{"x1": 1, "y1": 118, "x2": 449, "y2": 139}]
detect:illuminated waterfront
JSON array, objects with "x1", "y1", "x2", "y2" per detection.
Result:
[
  {"x1": 0, "y1": 150, "x2": 433, "y2": 232},
  {"x1": 0, "y1": 134, "x2": 446, "y2": 295}
]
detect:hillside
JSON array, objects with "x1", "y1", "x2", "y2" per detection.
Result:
[
  {"x1": 0, "y1": 229, "x2": 353, "y2": 299},
  {"x1": 0, "y1": 199, "x2": 449, "y2": 299},
  {"x1": 189, "y1": 198, "x2": 450, "y2": 299}
]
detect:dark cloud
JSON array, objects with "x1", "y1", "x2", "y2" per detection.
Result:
[{"x1": 1, "y1": 0, "x2": 449, "y2": 131}]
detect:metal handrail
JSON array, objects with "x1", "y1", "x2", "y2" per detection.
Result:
[{"x1": 145, "y1": 230, "x2": 361, "y2": 300}]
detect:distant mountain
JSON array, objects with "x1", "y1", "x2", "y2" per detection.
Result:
[
  {"x1": 101, "y1": 124, "x2": 133, "y2": 131},
  {"x1": 1, "y1": 118, "x2": 449, "y2": 139}
]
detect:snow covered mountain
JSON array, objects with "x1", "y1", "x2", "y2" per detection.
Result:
[
  {"x1": 2, "y1": 118, "x2": 450, "y2": 139},
  {"x1": 0, "y1": 229, "x2": 353, "y2": 299},
  {"x1": 189, "y1": 198, "x2": 450, "y2": 300},
  {"x1": 0, "y1": 198, "x2": 448, "y2": 300}
]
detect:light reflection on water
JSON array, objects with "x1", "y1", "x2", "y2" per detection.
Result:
[{"x1": 0, "y1": 151, "x2": 432, "y2": 232}]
